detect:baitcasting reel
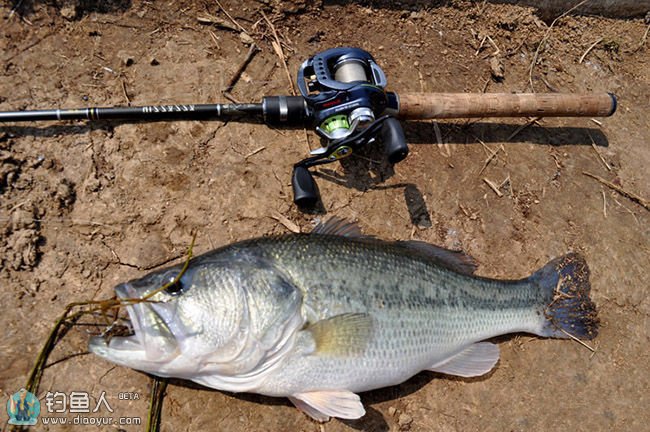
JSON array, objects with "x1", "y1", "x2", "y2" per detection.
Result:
[{"x1": 291, "y1": 47, "x2": 408, "y2": 207}]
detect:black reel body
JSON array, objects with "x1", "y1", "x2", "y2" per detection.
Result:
[{"x1": 291, "y1": 47, "x2": 407, "y2": 207}]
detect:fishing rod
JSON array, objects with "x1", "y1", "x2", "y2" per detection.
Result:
[{"x1": 0, "y1": 47, "x2": 617, "y2": 207}]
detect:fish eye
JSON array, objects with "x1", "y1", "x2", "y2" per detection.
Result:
[{"x1": 164, "y1": 274, "x2": 186, "y2": 296}]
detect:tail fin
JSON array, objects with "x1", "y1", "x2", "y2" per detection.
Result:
[{"x1": 532, "y1": 253, "x2": 599, "y2": 340}]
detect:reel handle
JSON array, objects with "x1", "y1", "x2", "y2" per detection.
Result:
[
  {"x1": 382, "y1": 117, "x2": 409, "y2": 164},
  {"x1": 292, "y1": 165, "x2": 319, "y2": 208},
  {"x1": 396, "y1": 92, "x2": 617, "y2": 119}
]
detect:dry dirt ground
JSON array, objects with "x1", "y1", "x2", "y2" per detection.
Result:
[{"x1": 1, "y1": 1, "x2": 648, "y2": 431}]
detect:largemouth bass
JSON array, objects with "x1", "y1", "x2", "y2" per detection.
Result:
[{"x1": 89, "y1": 218, "x2": 598, "y2": 421}]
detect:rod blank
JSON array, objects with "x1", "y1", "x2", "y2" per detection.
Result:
[{"x1": 0, "y1": 103, "x2": 264, "y2": 123}]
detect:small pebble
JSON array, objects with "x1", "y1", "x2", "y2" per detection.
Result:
[
  {"x1": 60, "y1": 5, "x2": 77, "y2": 20},
  {"x1": 398, "y1": 413, "x2": 413, "y2": 428},
  {"x1": 239, "y1": 32, "x2": 255, "y2": 45}
]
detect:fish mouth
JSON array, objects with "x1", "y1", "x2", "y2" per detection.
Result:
[{"x1": 88, "y1": 283, "x2": 180, "y2": 368}]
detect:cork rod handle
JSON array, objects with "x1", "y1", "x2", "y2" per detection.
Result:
[{"x1": 396, "y1": 92, "x2": 617, "y2": 119}]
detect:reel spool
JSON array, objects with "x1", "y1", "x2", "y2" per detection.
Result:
[{"x1": 292, "y1": 47, "x2": 408, "y2": 207}]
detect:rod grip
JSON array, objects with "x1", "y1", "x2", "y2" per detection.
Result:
[{"x1": 397, "y1": 92, "x2": 617, "y2": 119}]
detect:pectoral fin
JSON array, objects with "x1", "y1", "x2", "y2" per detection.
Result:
[
  {"x1": 290, "y1": 390, "x2": 365, "y2": 421},
  {"x1": 306, "y1": 313, "x2": 374, "y2": 356},
  {"x1": 428, "y1": 342, "x2": 500, "y2": 377}
]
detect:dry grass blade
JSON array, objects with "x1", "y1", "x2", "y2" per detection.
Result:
[
  {"x1": 223, "y1": 44, "x2": 260, "y2": 94},
  {"x1": 121, "y1": 80, "x2": 131, "y2": 105},
  {"x1": 245, "y1": 146, "x2": 266, "y2": 159},
  {"x1": 8, "y1": 0, "x2": 24, "y2": 19},
  {"x1": 483, "y1": 177, "x2": 503, "y2": 197},
  {"x1": 633, "y1": 24, "x2": 649, "y2": 52},
  {"x1": 583, "y1": 172, "x2": 649, "y2": 211},
  {"x1": 477, "y1": 139, "x2": 503, "y2": 175},
  {"x1": 579, "y1": 37, "x2": 603, "y2": 63},
  {"x1": 146, "y1": 378, "x2": 168, "y2": 432},
  {"x1": 588, "y1": 132, "x2": 611, "y2": 171},
  {"x1": 559, "y1": 328, "x2": 596, "y2": 353},
  {"x1": 528, "y1": 0, "x2": 590, "y2": 92},
  {"x1": 261, "y1": 11, "x2": 296, "y2": 95},
  {"x1": 197, "y1": 13, "x2": 239, "y2": 32},
  {"x1": 270, "y1": 212, "x2": 301, "y2": 233},
  {"x1": 507, "y1": 117, "x2": 541, "y2": 141},
  {"x1": 214, "y1": 0, "x2": 248, "y2": 33}
]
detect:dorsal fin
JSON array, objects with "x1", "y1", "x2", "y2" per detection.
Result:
[
  {"x1": 311, "y1": 217, "x2": 366, "y2": 238},
  {"x1": 396, "y1": 240, "x2": 478, "y2": 275}
]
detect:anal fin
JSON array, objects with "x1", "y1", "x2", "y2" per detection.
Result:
[
  {"x1": 428, "y1": 342, "x2": 500, "y2": 377},
  {"x1": 290, "y1": 390, "x2": 365, "y2": 421},
  {"x1": 289, "y1": 396, "x2": 330, "y2": 422}
]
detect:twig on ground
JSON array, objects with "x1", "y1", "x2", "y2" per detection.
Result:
[
  {"x1": 483, "y1": 177, "x2": 503, "y2": 197},
  {"x1": 588, "y1": 132, "x2": 611, "y2": 171},
  {"x1": 8, "y1": 0, "x2": 24, "y2": 19},
  {"x1": 583, "y1": 171, "x2": 649, "y2": 211},
  {"x1": 432, "y1": 122, "x2": 451, "y2": 157},
  {"x1": 486, "y1": 35, "x2": 500, "y2": 56},
  {"x1": 507, "y1": 117, "x2": 541, "y2": 141},
  {"x1": 121, "y1": 80, "x2": 131, "y2": 105},
  {"x1": 214, "y1": 0, "x2": 248, "y2": 34},
  {"x1": 475, "y1": 35, "x2": 486, "y2": 56},
  {"x1": 579, "y1": 37, "x2": 603, "y2": 63},
  {"x1": 270, "y1": 212, "x2": 301, "y2": 233},
  {"x1": 261, "y1": 12, "x2": 306, "y2": 151},
  {"x1": 5, "y1": 32, "x2": 53, "y2": 63},
  {"x1": 245, "y1": 146, "x2": 266, "y2": 159},
  {"x1": 481, "y1": 78, "x2": 490, "y2": 93},
  {"x1": 223, "y1": 44, "x2": 260, "y2": 94},
  {"x1": 146, "y1": 378, "x2": 168, "y2": 432},
  {"x1": 540, "y1": 75, "x2": 559, "y2": 92},
  {"x1": 261, "y1": 11, "x2": 296, "y2": 95},
  {"x1": 477, "y1": 139, "x2": 503, "y2": 176},
  {"x1": 633, "y1": 24, "x2": 649, "y2": 52},
  {"x1": 302, "y1": 129, "x2": 312, "y2": 154},
  {"x1": 602, "y1": 190, "x2": 607, "y2": 217},
  {"x1": 222, "y1": 92, "x2": 240, "y2": 103},
  {"x1": 528, "y1": 0, "x2": 590, "y2": 92},
  {"x1": 208, "y1": 30, "x2": 220, "y2": 47},
  {"x1": 559, "y1": 328, "x2": 596, "y2": 353},
  {"x1": 611, "y1": 196, "x2": 639, "y2": 224},
  {"x1": 197, "y1": 13, "x2": 240, "y2": 32}
]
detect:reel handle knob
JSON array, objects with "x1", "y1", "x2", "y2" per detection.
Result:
[
  {"x1": 292, "y1": 165, "x2": 319, "y2": 208},
  {"x1": 382, "y1": 117, "x2": 409, "y2": 164}
]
